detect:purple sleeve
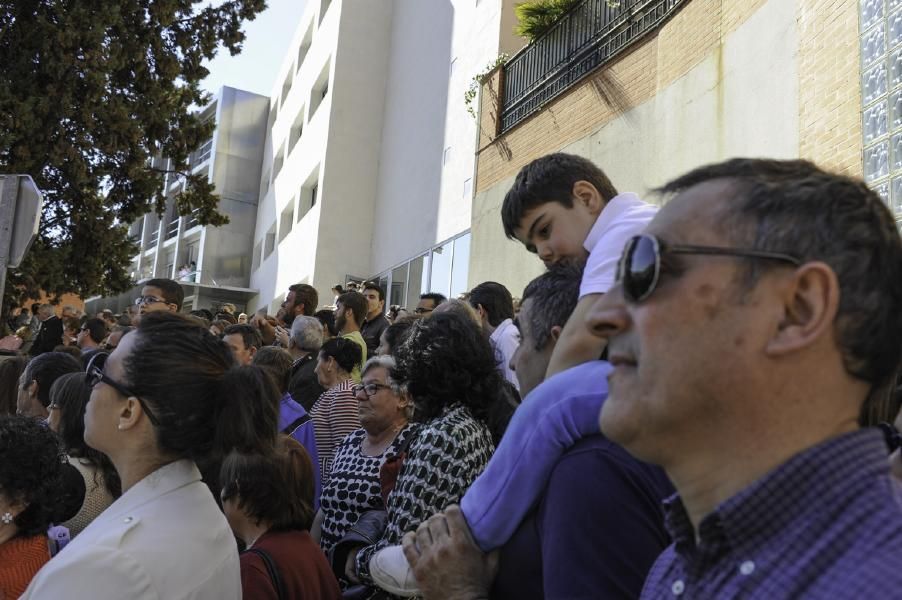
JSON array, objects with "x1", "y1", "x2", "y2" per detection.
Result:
[
  {"x1": 290, "y1": 421, "x2": 322, "y2": 511},
  {"x1": 460, "y1": 361, "x2": 610, "y2": 551}
]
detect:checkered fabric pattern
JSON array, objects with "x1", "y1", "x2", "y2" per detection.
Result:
[{"x1": 641, "y1": 428, "x2": 902, "y2": 599}]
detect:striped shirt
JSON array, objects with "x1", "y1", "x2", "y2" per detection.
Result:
[
  {"x1": 310, "y1": 379, "x2": 360, "y2": 485},
  {"x1": 641, "y1": 428, "x2": 902, "y2": 599}
]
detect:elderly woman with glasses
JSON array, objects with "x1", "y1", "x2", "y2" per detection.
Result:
[
  {"x1": 314, "y1": 356, "x2": 418, "y2": 557},
  {"x1": 310, "y1": 337, "x2": 363, "y2": 486},
  {"x1": 23, "y1": 312, "x2": 279, "y2": 599}
]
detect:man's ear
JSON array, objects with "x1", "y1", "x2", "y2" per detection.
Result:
[
  {"x1": 118, "y1": 397, "x2": 144, "y2": 431},
  {"x1": 549, "y1": 325, "x2": 563, "y2": 343},
  {"x1": 764, "y1": 262, "x2": 839, "y2": 357},
  {"x1": 26, "y1": 380, "x2": 38, "y2": 400},
  {"x1": 571, "y1": 180, "x2": 605, "y2": 217}
]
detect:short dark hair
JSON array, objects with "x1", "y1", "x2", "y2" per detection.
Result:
[
  {"x1": 220, "y1": 436, "x2": 315, "y2": 532},
  {"x1": 49, "y1": 373, "x2": 122, "y2": 498},
  {"x1": 501, "y1": 153, "x2": 618, "y2": 239},
  {"x1": 521, "y1": 260, "x2": 584, "y2": 351},
  {"x1": 223, "y1": 324, "x2": 263, "y2": 351},
  {"x1": 288, "y1": 283, "x2": 319, "y2": 317},
  {"x1": 320, "y1": 336, "x2": 362, "y2": 375},
  {"x1": 363, "y1": 282, "x2": 385, "y2": 303},
  {"x1": 23, "y1": 352, "x2": 83, "y2": 407},
  {"x1": 0, "y1": 415, "x2": 65, "y2": 536},
  {"x1": 382, "y1": 317, "x2": 417, "y2": 356},
  {"x1": 658, "y1": 158, "x2": 902, "y2": 392},
  {"x1": 419, "y1": 292, "x2": 447, "y2": 307},
  {"x1": 468, "y1": 281, "x2": 514, "y2": 327},
  {"x1": 336, "y1": 291, "x2": 367, "y2": 326},
  {"x1": 82, "y1": 318, "x2": 108, "y2": 344},
  {"x1": 122, "y1": 312, "x2": 279, "y2": 469},
  {"x1": 314, "y1": 309, "x2": 337, "y2": 337},
  {"x1": 144, "y1": 278, "x2": 185, "y2": 310},
  {"x1": 253, "y1": 346, "x2": 294, "y2": 394}
]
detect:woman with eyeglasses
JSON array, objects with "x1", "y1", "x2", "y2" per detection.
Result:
[
  {"x1": 314, "y1": 356, "x2": 418, "y2": 559},
  {"x1": 310, "y1": 337, "x2": 362, "y2": 486},
  {"x1": 23, "y1": 311, "x2": 279, "y2": 600},
  {"x1": 46, "y1": 373, "x2": 121, "y2": 537}
]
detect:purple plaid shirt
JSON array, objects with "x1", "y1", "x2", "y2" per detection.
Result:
[{"x1": 641, "y1": 428, "x2": 902, "y2": 599}]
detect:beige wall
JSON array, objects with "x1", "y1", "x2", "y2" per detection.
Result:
[{"x1": 470, "y1": 0, "x2": 820, "y2": 290}]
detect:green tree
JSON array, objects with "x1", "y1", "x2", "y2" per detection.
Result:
[{"x1": 0, "y1": 0, "x2": 267, "y2": 309}]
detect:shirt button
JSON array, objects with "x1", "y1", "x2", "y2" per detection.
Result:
[
  {"x1": 123, "y1": 516, "x2": 133, "y2": 523},
  {"x1": 671, "y1": 580, "x2": 685, "y2": 595},
  {"x1": 740, "y1": 560, "x2": 755, "y2": 576}
]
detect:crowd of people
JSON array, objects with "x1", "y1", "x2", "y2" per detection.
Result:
[{"x1": 1, "y1": 153, "x2": 902, "y2": 599}]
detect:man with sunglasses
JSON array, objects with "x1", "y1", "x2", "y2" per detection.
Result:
[
  {"x1": 581, "y1": 158, "x2": 902, "y2": 598},
  {"x1": 76, "y1": 318, "x2": 107, "y2": 365}
]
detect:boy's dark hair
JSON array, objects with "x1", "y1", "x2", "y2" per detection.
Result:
[
  {"x1": 252, "y1": 346, "x2": 294, "y2": 394},
  {"x1": 314, "y1": 309, "x2": 337, "y2": 337},
  {"x1": 336, "y1": 292, "x2": 367, "y2": 327},
  {"x1": 223, "y1": 324, "x2": 263, "y2": 351},
  {"x1": 144, "y1": 278, "x2": 185, "y2": 310},
  {"x1": 501, "y1": 153, "x2": 618, "y2": 239},
  {"x1": 468, "y1": 281, "x2": 515, "y2": 328}
]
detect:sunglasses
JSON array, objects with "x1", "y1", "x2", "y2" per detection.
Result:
[
  {"x1": 85, "y1": 352, "x2": 160, "y2": 426},
  {"x1": 616, "y1": 234, "x2": 802, "y2": 303}
]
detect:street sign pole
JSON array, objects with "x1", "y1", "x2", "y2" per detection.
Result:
[
  {"x1": 0, "y1": 175, "x2": 20, "y2": 306},
  {"x1": 0, "y1": 175, "x2": 43, "y2": 310}
]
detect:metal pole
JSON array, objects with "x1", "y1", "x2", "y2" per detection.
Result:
[{"x1": 0, "y1": 175, "x2": 21, "y2": 309}]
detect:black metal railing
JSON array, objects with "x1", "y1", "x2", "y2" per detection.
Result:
[{"x1": 501, "y1": 0, "x2": 685, "y2": 132}]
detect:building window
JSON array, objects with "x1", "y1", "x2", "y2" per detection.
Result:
[
  {"x1": 860, "y1": 0, "x2": 902, "y2": 216},
  {"x1": 310, "y1": 61, "x2": 331, "y2": 118},
  {"x1": 264, "y1": 224, "x2": 276, "y2": 259},
  {"x1": 289, "y1": 108, "x2": 305, "y2": 154},
  {"x1": 297, "y1": 25, "x2": 313, "y2": 71},
  {"x1": 279, "y1": 202, "x2": 294, "y2": 242},
  {"x1": 463, "y1": 177, "x2": 473, "y2": 199},
  {"x1": 443, "y1": 146, "x2": 452, "y2": 165},
  {"x1": 273, "y1": 148, "x2": 285, "y2": 180},
  {"x1": 450, "y1": 57, "x2": 458, "y2": 77},
  {"x1": 311, "y1": 183, "x2": 318, "y2": 207},
  {"x1": 298, "y1": 167, "x2": 321, "y2": 222},
  {"x1": 281, "y1": 71, "x2": 293, "y2": 106}
]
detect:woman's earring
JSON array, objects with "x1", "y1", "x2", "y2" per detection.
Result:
[{"x1": 1, "y1": 512, "x2": 13, "y2": 524}]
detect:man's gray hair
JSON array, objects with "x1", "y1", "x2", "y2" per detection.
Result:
[{"x1": 290, "y1": 315, "x2": 323, "y2": 353}]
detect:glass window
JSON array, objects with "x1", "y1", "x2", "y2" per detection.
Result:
[
  {"x1": 390, "y1": 264, "x2": 408, "y2": 307},
  {"x1": 430, "y1": 241, "x2": 454, "y2": 298},
  {"x1": 450, "y1": 233, "x2": 471, "y2": 299},
  {"x1": 406, "y1": 255, "x2": 428, "y2": 309}
]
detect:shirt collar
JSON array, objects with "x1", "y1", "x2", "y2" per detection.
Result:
[
  {"x1": 582, "y1": 192, "x2": 642, "y2": 253},
  {"x1": 490, "y1": 318, "x2": 513, "y2": 343},
  {"x1": 663, "y1": 428, "x2": 890, "y2": 557},
  {"x1": 103, "y1": 459, "x2": 201, "y2": 519}
]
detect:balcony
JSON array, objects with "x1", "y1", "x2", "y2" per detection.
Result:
[
  {"x1": 500, "y1": 0, "x2": 686, "y2": 132},
  {"x1": 166, "y1": 218, "x2": 179, "y2": 240},
  {"x1": 189, "y1": 137, "x2": 213, "y2": 168}
]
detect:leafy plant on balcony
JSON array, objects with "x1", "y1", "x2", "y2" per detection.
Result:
[
  {"x1": 464, "y1": 53, "x2": 510, "y2": 119},
  {"x1": 514, "y1": 0, "x2": 582, "y2": 41},
  {"x1": 515, "y1": 0, "x2": 621, "y2": 42}
]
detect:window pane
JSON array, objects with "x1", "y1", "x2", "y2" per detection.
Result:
[
  {"x1": 861, "y1": 0, "x2": 885, "y2": 32},
  {"x1": 862, "y1": 25, "x2": 886, "y2": 67},
  {"x1": 865, "y1": 139, "x2": 890, "y2": 182},
  {"x1": 406, "y1": 255, "x2": 428, "y2": 309},
  {"x1": 390, "y1": 264, "x2": 408, "y2": 307},
  {"x1": 864, "y1": 100, "x2": 889, "y2": 144},
  {"x1": 450, "y1": 233, "x2": 471, "y2": 299},
  {"x1": 430, "y1": 241, "x2": 454, "y2": 298},
  {"x1": 863, "y1": 62, "x2": 888, "y2": 106}
]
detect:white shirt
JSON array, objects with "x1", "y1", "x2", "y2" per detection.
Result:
[
  {"x1": 23, "y1": 460, "x2": 240, "y2": 600},
  {"x1": 490, "y1": 318, "x2": 520, "y2": 390},
  {"x1": 580, "y1": 192, "x2": 658, "y2": 298}
]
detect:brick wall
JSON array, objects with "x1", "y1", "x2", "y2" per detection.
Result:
[{"x1": 797, "y1": 0, "x2": 862, "y2": 177}]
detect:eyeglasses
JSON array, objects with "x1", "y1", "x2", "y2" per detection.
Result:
[
  {"x1": 616, "y1": 234, "x2": 802, "y2": 303},
  {"x1": 84, "y1": 353, "x2": 160, "y2": 426},
  {"x1": 414, "y1": 307, "x2": 433, "y2": 314},
  {"x1": 352, "y1": 382, "x2": 393, "y2": 397},
  {"x1": 134, "y1": 295, "x2": 166, "y2": 306}
]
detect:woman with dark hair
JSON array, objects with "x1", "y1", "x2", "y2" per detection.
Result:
[
  {"x1": 310, "y1": 337, "x2": 362, "y2": 485},
  {"x1": 221, "y1": 436, "x2": 341, "y2": 599},
  {"x1": 375, "y1": 316, "x2": 418, "y2": 357},
  {"x1": 0, "y1": 415, "x2": 65, "y2": 598},
  {"x1": 0, "y1": 352, "x2": 24, "y2": 414},
  {"x1": 23, "y1": 311, "x2": 279, "y2": 599},
  {"x1": 341, "y1": 313, "x2": 504, "y2": 589},
  {"x1": 47, "y1": 373, "x2": 121, "y2": 537}
]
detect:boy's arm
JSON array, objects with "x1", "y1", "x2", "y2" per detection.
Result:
[{"x1": 545, "y1": 293, "x2": 606, "y2": 378}]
